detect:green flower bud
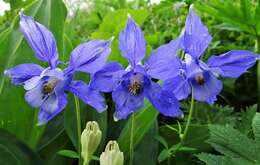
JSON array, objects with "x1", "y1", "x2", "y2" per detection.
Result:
[
  {"x1": 100, "y1": 141, "x2": 124, "y2": 165},
  {"x1": 81, "y1": 121, "x2": 102, "y2": 165}
]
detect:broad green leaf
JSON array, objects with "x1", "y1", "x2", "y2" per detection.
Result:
[
  {"x1": 240, "y1": 0, "x2": 252, "y2": 24},
  {"x1": 160, "y1": 124, "x2": 211, "y2": 152},
  {"x1": 0, "y1": 0, "x2": 67, "y2": 148},
  {"x1": 91, "y1": 9, "x2": 149, "y2": 67},
  {"x1": 0, "y1": 129, "x2": 43, "y2": 165},
  {"x1": 36, "y1": 114, "x2": 65, "y2": 151},
  {"x1": 195, "y1": 0, "x2": 255, "y2": 34},
  {"x1": 58, "y1": 150, "x2": 79, "y2": 158},
  {"x1": 133, "y1": 121, "x2": 158, "y2": 165},
  {"x1": 38, "y1": 131, "x2": 73, "y2": 165},
  {"x1": 94, "y1": 9, "x2": 149, "y2": 37},
  {"x1": 118, "y1": 100, "x2": 159, "y2": 159}
]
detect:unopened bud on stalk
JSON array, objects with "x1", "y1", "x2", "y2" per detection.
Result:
[
  {"x1": 100, "y1": 140, "x2": 124, "y2": 165},
  {"x1": 81, "y1": 121, "x2": 102, "y2": 165}
]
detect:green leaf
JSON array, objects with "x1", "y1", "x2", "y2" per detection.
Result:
[
  {"x1": 195, "y1": 0, "x2": 255, "y2": 34},
  {"x1": 0, "y1": 0, "x2": 67, "y2": 148},
  {"x1": 118, "y1": 100, "x2": 159, "y2": 159},
  {"x1": 240, "y1": 0, "x2": 252, "y2": 24},
  {"x1": 0, "y1": 129, "x2": 43, "y2": 165},
  {"x1": 197, "y1": 153, "x2": 249, "y2": 165},
  {"x1": 154, "y1": 135, "x2": 168, "y2": 149},
  {"x1": 160, "y1": 124, "x2": 211, "y2": 152},
  {"x1": 93, "y1": 9, "x2": 149, "y2": 38},
  {"x1": 252, "y1": 112, "x2": 260, "y2": 146},
  {"x1": 133, "y1": 121, "x2": 158, "y2": 165},
  {"x1": 207, "y1": 125, "x2": 258, "y2": 162},
  {"x1": 58, "y1": 150, "x2": 79, "y2": 159},
  {"x1": 91, "y1": 9, "x2": 149, "y2": 67},
  {"x1": 237, "y1": 105, "x2": 257, "y2": 135}
]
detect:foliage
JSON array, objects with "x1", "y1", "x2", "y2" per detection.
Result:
[{"x1": 197, "y1": 112, "x2": 260, "y2": 165}]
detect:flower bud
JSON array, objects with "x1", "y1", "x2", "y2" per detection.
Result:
[
  {"x1": 81, "y1": 121, "x2": 102, "y2": 165},
  {"x1": 100, "y1": 140, "x2": 124, "y2": 165}
]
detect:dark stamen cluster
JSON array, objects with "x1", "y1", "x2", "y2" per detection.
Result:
[
  {"x1": 42, "y1": 78, "x2": 59, "y2": 95},
  {"x1": 195, "y1": 73, "x2": 205, "y2": 85},
  {"x1": 129, "y1": 80, "x2": 141, "y2": 95}
]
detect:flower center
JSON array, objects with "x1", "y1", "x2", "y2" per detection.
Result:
[
  {"x1": 42, "y1": 78, "x2": 60, "y2": 95},
  {"x1": 194, "y1": 73, "x2": 205, "y2": 85},
  {"x1": 128, "y1": 79, "x2": 142, "y2": 95}
]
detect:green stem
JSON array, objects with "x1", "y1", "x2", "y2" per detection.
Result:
[
  {"x1": 172, "y1": 91, "x2": 194, "y2": 155},
  {"x1": 181, "y1": 92, "x2": 194, "y2": 144},
  {"x1": 74, "y1": 96, "x2": 82, "y2": 165},
  {"x1": 255, "y1": 37, "x2": 260, "y2": 109},
  {"x1": 129, "y1": 113, "x2": 135, "y2": 165},
  {"x1": 255, "y1": 35, "x2": 260, "y2": 109}
]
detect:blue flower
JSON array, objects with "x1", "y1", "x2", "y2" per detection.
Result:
[
  {"x1": 90, "y1": 16, "x2": 182, "y2": 120},
  {"x1": 153, "y1": 8, "x2": 260, "y2": 104},
  {"x1": 4, "y1": 14, "x2": 111, "y2": 125}
]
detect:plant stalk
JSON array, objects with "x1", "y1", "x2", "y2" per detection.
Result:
[
  {"x1": 172, "y1": 91, "x2": 194, "y2": 155},
  {"x1": 255, "y1": 36, "x2": 260, "y2": 109},
  {"x1": 181, "y1": 91, "x2": 194, "y2": 143},
  {"x1": 129, "y1": 113, "x2": 135, "y2": 165},
  {"x1": 74, "y1": 96, "x2": 82, "y2": 165}
]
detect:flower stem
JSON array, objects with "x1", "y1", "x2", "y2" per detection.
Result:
[
  {"x1": 181, "y1": 91, "x2": 194, "y2": 144},
  {"x1": 172, "y1": 91, "x2": 194, "y2": 155},
  {"x1": 74, "y1": 96, "x2": 82, "y2": 165},
  {"x1": 255, "y1": 37, "x2": 260, "y2": 108},
  {"x1": 129, "y1": 113, "x2": 135, "y2": 165}
]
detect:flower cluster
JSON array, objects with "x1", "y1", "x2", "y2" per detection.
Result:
[{"x1": 4, "y1": 8, "x2": 260, "y2": 124}]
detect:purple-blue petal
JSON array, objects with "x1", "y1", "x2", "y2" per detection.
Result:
[
  {"x1": 4, "y1": 63, "x2": 43, "y2": 85},
  {"x1": 68, "y1": 40, "x2": 111, "y2": 74},
  {"x1": 208, "y1": 50, "x2": 260, "y2": 78},
  {"x1": 25, "y1": 81, "x2": 45, "y2": 108},
  {"x1": 112, "y1": 83, "x2": 144, "y2": 120},
  {"x1": 190, "y1": 71, "x2": 223, "y2": 104},
  {"x1": 145, "y1": 39, "x2": 182, "y2": 80},
  {"x1": 119, "y1": 15, "x2": 146, "y2": 67},
  {"x1": 90, "y1": 62, "x2": 126, "y2": 92},
  {"x1": 68, "y1": 80, "x2": 107, "y2": 112},
  {"x1": 182, "y1": 8, "x2": 212, "y2": 58},
  {"x1": 20, "y1": 14, "x2": 58, "y2": 68},
  {"x1": 38, "y1": 92, "x2": 67, "y2": 125},
  {"x1": 145, "y1": 81, "x2": 182, "y2": 117},
  {"x1": 164, "y1": 75, "x2": 191, "y2": 100}
]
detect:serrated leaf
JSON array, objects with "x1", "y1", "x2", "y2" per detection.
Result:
[
  {"x1": 197, "y1": 153, "x2": 249, "y2": 165},
  {"x1": 252, "y1": 112, "x2": 260, "y2": 146},
  {"x1": 207, "y1": 125, "x2": 258, "y2": 163},
  {"x1": 195, "y1": 0, "x2": 255, "y2": 34},
  {"x1": 237, "y1": 105, "x2": 257, "y2": 135}
]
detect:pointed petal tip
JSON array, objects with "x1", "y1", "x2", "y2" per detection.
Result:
[
  {"x1": 110, "y1": 36, "x2": 115, "y2": 41},
  {"x1": 127, "y1": 13, "x2": 132, "y2": 18},
  {"x1": 113, "y1": 115, "x2": 119, "y2": 122},
  {"x1": 19, "y1": 9, "x2": 24, "y2": 17},
  {"x1": 3, "y1": 70, "x2": 9, "y2": 75},
  {"x1": 36, "y1": 121, "x2": 46, "y2": 126}
]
